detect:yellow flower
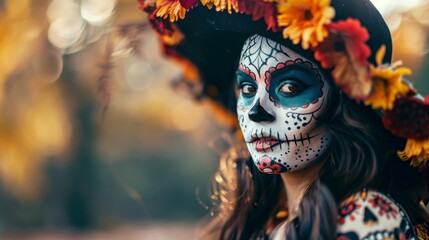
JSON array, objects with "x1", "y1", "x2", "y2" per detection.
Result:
[
  {"x1": 364, "y1": 46, "x2": 412, "y2": 110},
  {"x1": 200, "y1": 0, "x2": 238, "y2": 13},
  {"x1": 277, "y1": 0, "x2": 335, "y2": 49},
  {"x1": 155, "y1": 0, "x2": 187, "y2": 22},
  {"x1": 398, "y1": 138, "x2": 429, "y2": 168}
]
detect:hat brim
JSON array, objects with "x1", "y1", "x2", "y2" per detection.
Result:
[{"x1": 171, "y1": 0, "x2": 392, "y2": 113}]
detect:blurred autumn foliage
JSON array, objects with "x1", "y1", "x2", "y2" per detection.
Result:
[
  {"x1": 0, "y1": 0, "x2": 70, "y2": 200},
  {"x1": 387, "y1": 2, "x2": 429, "y2": 93},
  {"x1": 0, "y1": 0, "x2": 427, "y2": 235},
  {"x1": 0, "y1": 0, "x2": 220, "y2": 232}
]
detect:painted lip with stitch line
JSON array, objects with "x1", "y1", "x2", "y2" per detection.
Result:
[
  {"x1": 248, "y1": 133, "x2": 321, "y2": 152},
  {"x1": 252, "y1": 137, "x2": 283, "y2": 152}
]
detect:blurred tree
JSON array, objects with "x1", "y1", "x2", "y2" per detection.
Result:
[{"x1": 60, "y1": 55, "x2": 99, "y2": 229}]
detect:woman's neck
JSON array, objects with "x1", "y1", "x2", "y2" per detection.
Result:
[{"x1": 280, "y1": 163, "x2": 321, "y2": 219}]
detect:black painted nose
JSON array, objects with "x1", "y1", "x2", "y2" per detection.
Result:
[{"x1": 248, "y1": 99, "x2": 275, "y2": 122}]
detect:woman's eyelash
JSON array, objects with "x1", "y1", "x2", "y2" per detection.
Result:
[{"x1": 276, "y1": 79, "x2": 307, "y2": 96}]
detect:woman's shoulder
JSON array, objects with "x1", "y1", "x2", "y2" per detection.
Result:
[{"x1": 336, "y1": 189, "x2": 417, "y2": 240}]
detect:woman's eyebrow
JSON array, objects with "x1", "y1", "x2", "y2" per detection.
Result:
[
  {"x1": 236, "y1": 68, "x2": 257, "y2": 82},
  {"x1": 269, "y1": 63, "x2": 318, "y2": 79}
]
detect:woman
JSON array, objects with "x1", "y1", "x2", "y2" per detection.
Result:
[{"x1": 139, "y1": 0, "x2": 429, "y2": 239}]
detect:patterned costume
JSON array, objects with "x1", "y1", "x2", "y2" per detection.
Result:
[{"x1": 337, "y1": 190, "x2": 417, "y2": 239}]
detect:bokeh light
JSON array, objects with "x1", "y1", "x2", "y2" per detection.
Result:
[
  {"x1": 47, "y1": 0, "x2": 115, "y2": 52},
  {"x1": 81, "y1": 0, "x2": 116, "y2": 26},
  {"x1": 370, "y1": 0, "x2": 424, "y2": 15},
  {"x1": 412, "y1": 4, "x2": 429, "y2": 27},
  {"x1": 124, "y1": 58, "x2": 155, "y2": 91},
  {"x1": 31, "y1": 49, "x2": 63, "y2": 84},
  {"x1": 48, "y1": 12, "x2": 85, "y2": 50}
]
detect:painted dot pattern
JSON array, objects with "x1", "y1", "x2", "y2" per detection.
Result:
[{"x1": 236, "y1": 34, "x2": 332, "y2": 174}]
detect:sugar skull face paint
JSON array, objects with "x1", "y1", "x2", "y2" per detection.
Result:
[{"x1": 236, "y1": 35, "x2": 332, "y2": 174}]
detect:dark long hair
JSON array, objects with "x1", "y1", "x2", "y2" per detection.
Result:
[{"x1": 202, "y1": 85, "x2": 429, "y2": 239}]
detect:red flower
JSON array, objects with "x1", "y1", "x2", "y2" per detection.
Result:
[
  {"x1": 144, "y1": 6, "x2": 175, "y2": 36},
  {"x1": 179, "y1": 0, "x2": 199, "y2": 9},
  {"x1": 313, "y1": 18, "x2": 371, "y2": 100},
  {"x1": 383, "y1": 95, "x2": 429, "y2": 139},
  {"x1": 320, "y1": 18, "x2": 371, "y2": 67},
  {"x1": 257, "y1": 156, "x2": 283, "y2": 174},
  {"x1": 238, "y1": 0, "x2": 279, "y2": 31}
]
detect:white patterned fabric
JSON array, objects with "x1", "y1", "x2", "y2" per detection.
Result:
[{"x1": 336, "y1": 189, "x2": 417, "y2": 240}]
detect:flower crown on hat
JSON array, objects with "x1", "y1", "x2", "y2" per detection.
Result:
[{"x1": 138, "y1": 0, "x2": 429, "y2": 168}]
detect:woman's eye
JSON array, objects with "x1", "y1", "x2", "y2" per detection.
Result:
[
  {"x1": 279, "y1": 82, "x2": 303, "y2": 95},
  {"x1": 241, "y1": 84, "x2": 256, "y2": 96}
]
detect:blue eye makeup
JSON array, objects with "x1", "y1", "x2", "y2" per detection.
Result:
[
  {"x1": 236, "y1": 70, "x2": 257, "y2": 107},
  {"x1": 269, "y1": 63, "x2": 323, "y2": 108},
  {"x1": 277, "y1": 80, "x2": 307, "y2": 97}
]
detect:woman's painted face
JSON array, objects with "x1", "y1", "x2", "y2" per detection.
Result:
[{"x1": 236, "y1": 35, "x2": 332, "y2": 174}]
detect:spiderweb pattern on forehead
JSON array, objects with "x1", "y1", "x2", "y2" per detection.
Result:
[{"x1": 239, "y1": 35, "x2": 290, "y2": 75}]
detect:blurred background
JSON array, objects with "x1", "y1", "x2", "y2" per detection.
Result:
[{"x1": 0, "y1": 0, "x2": 427, "y2": 239}]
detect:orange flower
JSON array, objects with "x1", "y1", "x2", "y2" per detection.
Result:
[
  {"x1": 277, "y1": 0, "x2": 335, "y2": 49},
  {"x1": 364, "y1": 46, "x2": 412, "y2": 110},
  {"x1": 201, "y1": 0, "x2": 238, "y2": 13},
  {"x1": 155, "y1": 0, "x2": 187, "y2": 22}
]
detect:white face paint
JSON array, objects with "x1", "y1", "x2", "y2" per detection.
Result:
[{"x1": 236, "y1": 35, "x2": 332, "y2": 174}]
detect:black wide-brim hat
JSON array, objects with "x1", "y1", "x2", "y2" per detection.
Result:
[
  {"x1": 140, "y1": 0, "x2": 429, "y2": 184},
  {"x1": 173, "y1": 0, "x2": 392, "y2": 113}
]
